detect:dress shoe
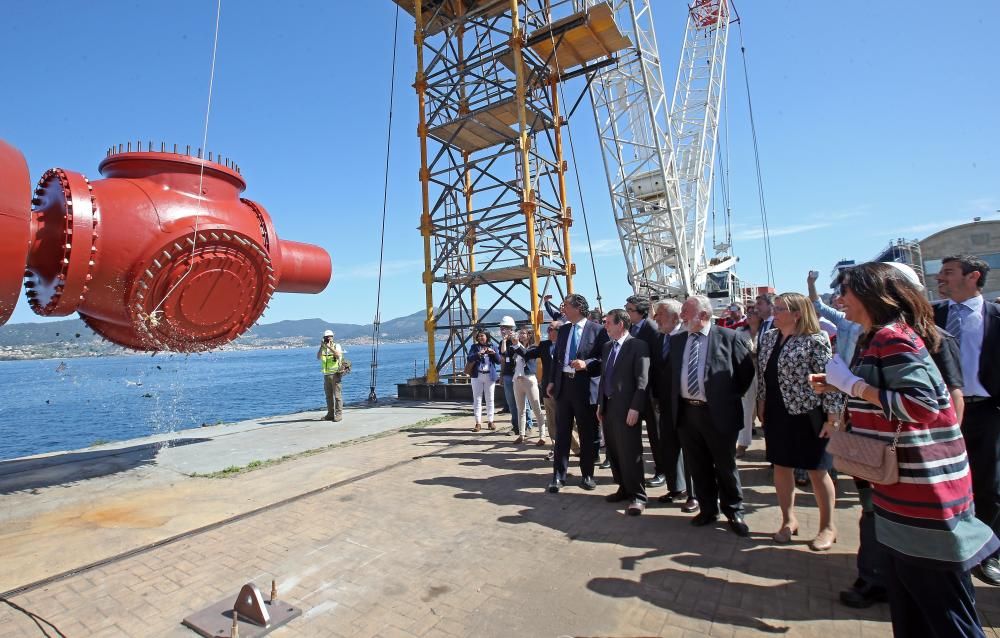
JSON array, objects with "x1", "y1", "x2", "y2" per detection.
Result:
[
  {"x1": 627, "y1": 501, "x2": 645, "y2": 516},
  {"x1": 974, "y1": 557, "x2": 1000, "y2": 586},
  {"x1": 598, "y1": 457, "x2": 612, "y2": 469},
  {"x1": 658, "y1": 490, "x2": 687, "y2": 504},
  {"x1": 547, "y1": 479, "x2": 565, "y2": 493},
  {"x1": 605, "y1": 490, "x2": 629, "y2": 503},
  {"x1": 536, "y1": 437, "x2": 548, "y2": 446},
  {"x1": 644, "y1": 474, "x2": 666, "y2": 488},
  {"x1": 772, "y1": 523, "x2": 799, "y2": 544},
  {"x1": 735, "y1": 445, "x2": 748, "y2": 459},
  {"x1": 726, "y1": 512, "x2": 750, "y2": 537},
  {"x1": 839, "y1": 579, "x2": 888, "y2": 609},
  {"x1": 681, "y1": 497, "x2": 700, "y2": 514},
  {"x1": 513, "y1": 435, "x2": 524, "y2": 444},
  {"x1": 580, "y1": 476, "x2": 597, "y2": 491},
  {"x1": 473, "y1": 423, "x2": 482, "y2": 432},
  {"x1": 487, "y1": 422, "x2": 496, "y2": 430},
  {"x1": 690, "y1": 511, "x2": 719, "y2": 527},
  {"x1": 809, "y1": 527, "x2": 837, "y2": 551}
]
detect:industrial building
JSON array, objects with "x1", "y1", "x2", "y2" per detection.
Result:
[{"x1": 921, "y1": 219, "x2": 1000, "y2": 302}]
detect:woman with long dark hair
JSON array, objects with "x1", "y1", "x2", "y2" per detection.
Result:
[
  {"x1": 468, "y1": 329, "x2": 500, "y2": 432},
  {"x1": 817, "y1": 262, "x2": 997, "y2": 636}
]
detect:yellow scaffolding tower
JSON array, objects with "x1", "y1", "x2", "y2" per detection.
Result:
[{"x1": 393, "y1": 0, "x2": 629, "y2": 382}]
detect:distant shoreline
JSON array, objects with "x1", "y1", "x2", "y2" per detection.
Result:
[{"x1": 0, "y1": 337, "x2": 429, "y2": 362}]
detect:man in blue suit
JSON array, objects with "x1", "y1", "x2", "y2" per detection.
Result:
[{"x1": 546, "y1": 293, "x2": 609, "y2": 492}]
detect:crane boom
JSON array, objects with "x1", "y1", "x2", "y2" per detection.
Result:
[{"x1": 586, "y1": 0, "x2": 733, "y2": 303}]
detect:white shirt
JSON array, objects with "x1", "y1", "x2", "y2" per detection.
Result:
[
  {"x1": 950, "y1": 295, "x2": 989, "y2": 398},
  {"x1": 680, "y1": 323, "x2": 711, "y2": 401}
]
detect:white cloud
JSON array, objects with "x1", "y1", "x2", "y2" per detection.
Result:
[
  {"x1": 964, "y1": 197, "x2": 999, "y2": 215},
  {"x1": 336, "y1": 259, "x2": 424, "y2": 279},
  {"x1": 736, "y1": 222, "x2": 832, "y2": 241},
  {"x1": 571, "y1": 237, "x2": 621, "y2": 258}
]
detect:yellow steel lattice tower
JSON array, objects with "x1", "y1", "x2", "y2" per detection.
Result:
[{"x1": 393, "y1": 0, "x2": 630, "y2": 382}]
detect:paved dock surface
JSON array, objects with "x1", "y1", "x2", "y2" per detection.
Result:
[{"x1": 2, "y1": 402, "x2": 1000, "y2": 637}]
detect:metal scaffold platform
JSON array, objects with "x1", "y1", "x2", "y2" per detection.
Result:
[{"x1": 391, "y1": 0, "x2": 630, "y2": 385}]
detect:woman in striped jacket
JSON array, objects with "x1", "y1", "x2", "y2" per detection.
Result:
[{"x1": 818, "y1": 262, "x2": 998, "y2": 637}]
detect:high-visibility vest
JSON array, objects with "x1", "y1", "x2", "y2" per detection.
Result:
[{"x1": 320, "y1": 346, "x2": 342, "y2": 375}]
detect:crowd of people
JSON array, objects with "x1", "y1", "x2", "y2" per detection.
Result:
[{"x1": 464, "y1": 253, "x2": 1000, "y2": 637}]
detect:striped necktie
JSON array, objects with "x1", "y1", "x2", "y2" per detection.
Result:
[
  {"x1": 946, "y1": 304, "x2": 965, "y2": 349},
  {"x1": 687, "y1": 333, "x2": 701, "y2": 397}
]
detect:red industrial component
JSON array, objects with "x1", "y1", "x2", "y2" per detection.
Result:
[{"x1": 0, "y1": 140, "x2": 331, "y2": 352}]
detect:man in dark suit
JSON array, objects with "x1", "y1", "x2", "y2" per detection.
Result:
[
  {"x1": 546, "y1": 293, "x2": 609, "y2": 492},
  {"x1": 625, "y1": 294, "x2": 666, "y2": 488},
  {"x1": 597, "y1": 309, "x2": 651, "y2": 515},
  {"x1": 755, "y1": 293, "x2": 775, "y2": 338},
  {"x1": 667, "y1": 295, "x2": 755, "y2": 536},
  {"x1": 650, "y1": 299, "x2": 698, "y2": 513},
  {"x1": 934, "y1": 254, "x2": 1000, "y2": 586}
]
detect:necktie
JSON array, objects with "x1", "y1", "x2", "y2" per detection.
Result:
[
  {"x1": 946, "y1": 304, "x2": 965, "y2": 349},
  {"x1": 687, "y1": 333, "x2": 701, "y2": 397},
  {"x1": 630, "y1": 323, "x2": 639, "y2": 337},
  {"x1": 661, "y1": 335, "x2": 670, "y2": 360},
  {"x1": 568, "y1": 324, "x2": 579, "y2": 360},
  {"x1": 603, "y1": 342, "x2": 620, "y2": 397}
]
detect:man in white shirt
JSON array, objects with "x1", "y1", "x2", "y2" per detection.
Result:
[{"x1": 935, "y1": 254, "x2": 1000, "y2": 586}]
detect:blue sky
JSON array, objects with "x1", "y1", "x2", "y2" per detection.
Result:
[{"x1": 2, "y1": 1, "x2": 997, "y2": 326}]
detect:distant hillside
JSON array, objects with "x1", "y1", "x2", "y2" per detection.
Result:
[{"x1": 0, "y1": 308, "x2": 533, "y2": 360}]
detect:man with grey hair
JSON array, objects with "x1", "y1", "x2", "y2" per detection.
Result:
[
  {"x1": 665, "y1": 295, "x2": 755, "y2": 536},
  {"x1": 650, "y1": 298, "x2": 698, "y2": 512}
]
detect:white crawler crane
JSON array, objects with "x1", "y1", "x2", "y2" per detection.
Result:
[{"x1": 586, "y1": 0, "x2": 737, "y2": 308}]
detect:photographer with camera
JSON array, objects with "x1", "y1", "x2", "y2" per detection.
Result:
[
  {"x1": 499, "y1": 316, "x2": 535, "y2": 441},
  {"x1": 317, "y1": 329, "x2": 345, "y2": 422}
]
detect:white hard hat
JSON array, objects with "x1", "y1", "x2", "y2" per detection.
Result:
[
  {"x1": 499, "y1": 315, "x2": 516, "y2": 328},
  {"x1": 323, "y1": 329, "x2": 334, "y2": 337},
  {"x1": 882, "y1": 262, "x2": 924, "y2": 291}
]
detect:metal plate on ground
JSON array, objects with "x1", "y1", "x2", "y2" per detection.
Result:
[{"x1": 182, "y1": 597, "x2": 301, "y2": 637}]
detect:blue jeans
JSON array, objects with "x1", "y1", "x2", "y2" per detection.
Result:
[{"x1": 502, "y1": 375, "x2": 534, "y2": 434}]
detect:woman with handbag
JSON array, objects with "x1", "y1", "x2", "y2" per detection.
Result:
[
  {"x1": 756, "y1": 293, "x2": 845, "y2": 550},
  {"x1": 468, "y1": 329, "x2": 501, "y2": 432},
  {"x1": 816, "y1": 262, "x2": 998, "y2": 637}
]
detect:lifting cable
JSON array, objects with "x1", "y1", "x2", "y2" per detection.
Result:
[
  {"x1": 150, "y1": 0, "x2": 223, "y2": 321},
  {"x1": 368, "y1": 3, "x2": 400, "y2": 402},
  {"x1": 731, "y1": 2, "x2": 775, "y2": 286},
  {"x1": 545, "y1": 25, "x2": 603, "y2": 311}
]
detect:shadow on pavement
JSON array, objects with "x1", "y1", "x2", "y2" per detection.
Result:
[
  {"x1": 0, "y1": 438, "x2": 211, "y2": 494},
  {"x1": 413, "y1": 427, "x2": 885, "y2": 631}
]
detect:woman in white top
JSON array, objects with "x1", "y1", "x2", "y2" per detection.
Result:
[{"x1": 509, "y1": 328, "x2": 547, "y2": 445}]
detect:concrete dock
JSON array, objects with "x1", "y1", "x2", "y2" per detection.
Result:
[{"x1": 1, "y1": 401, "x2": 999, "y2": 637}]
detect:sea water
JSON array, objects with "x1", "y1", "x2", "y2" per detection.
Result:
[{"x1": 0, "y1": 342, "x2": 433, "y2": 460}]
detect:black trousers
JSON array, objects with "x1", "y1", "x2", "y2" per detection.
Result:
[
  {"x1": 854, "y1": 483, "x2": 887, "y2": 588},
  {"x1": 641, "y1": 399, "x2": 664, "y2": 477},
  {"x1": 658, "y1": 408, "x2": 693, "y2": 495},
  {"x1": 961, "y1": 400, "x2": 1000, "y2": 542},
  {"x1": 604, "y1": 397, "x2": 647, "y2": 503},
  {"x1": 676, "y1": 402, "x2": 742, "y2": 516},
  {"x1": 882, "y1": 547, "x2": 984, "y2": 638},
  {"x1": 553, "y1": 377, "x2": 598, "y2": 482}
]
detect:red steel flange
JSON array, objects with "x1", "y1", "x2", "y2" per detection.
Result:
[
  {"x1": 0, "y1": 139, "x2": 332, "y2": 352},
  {"x1": 0, "y1": 140, "x2": 32, "y2": 325}
]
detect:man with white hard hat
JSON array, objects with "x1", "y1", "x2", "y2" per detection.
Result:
[{"x1": 317, "y1": 329, "x2": 345, "y2": 421}]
